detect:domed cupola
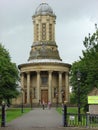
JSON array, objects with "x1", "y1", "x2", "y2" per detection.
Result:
[
  {"x1": 34, "y1": 3, "x2": 55, "y2": 16},
  {"x1": 28, "y1": 3, "x2": 61, "y2": 61}
]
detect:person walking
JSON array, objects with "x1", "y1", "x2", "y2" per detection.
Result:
[
  {"x1": 48, "y1": 101, "x2": 51, "y2": 110},
  {"x1": 42, "y1": 100, "x2": 45, "y2": 110},
  {"x1": 39, "y1": 100, "x2": 41, "y2": 107}
]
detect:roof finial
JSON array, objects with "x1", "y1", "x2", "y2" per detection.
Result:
[{"x1": 42, "y1": 0, "x2": 46, "y2": 3}]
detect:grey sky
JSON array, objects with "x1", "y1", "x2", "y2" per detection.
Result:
[{"x1": 0, "y1": 0, "x2": 98, "y2": 65}]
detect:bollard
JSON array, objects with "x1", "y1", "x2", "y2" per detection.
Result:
[
  {"x1": 1, "y1": 101, "x2": 6, "y2": 127},
  {"x1": 63, "y1": 101, "x2": 67, "y2": 127}
]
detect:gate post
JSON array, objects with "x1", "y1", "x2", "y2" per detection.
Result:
[
  {"x1": 63, "y1": 101, "x2": 67, "y2": 127},
  {"x1": 1, "y1": 101, "x2": 6, "y2": 127},
  {"x1": 86, "y1": 112, "x2": 90, "y2": 128}
]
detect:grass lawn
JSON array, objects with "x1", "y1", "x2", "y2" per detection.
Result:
[
  {"x1": 0, "y1": 108, "x2": 31, "y2": 122},
  {"x1": 57, "y1": 107, "x2": 80, "y2": 114}
]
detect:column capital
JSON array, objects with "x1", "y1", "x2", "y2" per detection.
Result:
[
  {"x1": 37, "y1": 71, "x2": 40, "y2": 74},
  {"x1": 59, "y1": 71, "x2": 63, "y2": 74},
  {"x1": 26, "y1": 71, "x2": 30, "y2": 75},
  {"x1": 49, "y1": 71, "x2": 53, "y2": 74}
]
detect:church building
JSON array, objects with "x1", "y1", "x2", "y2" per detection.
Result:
[{"x1": 18, "y1": 3, "x2": 71, "y2": 106}]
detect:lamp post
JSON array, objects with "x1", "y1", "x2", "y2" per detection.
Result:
[
  {"x1": 21, "y1": 88, "x2": 24, "y2": 113},
  {"x1": 1, "y1": 101, "x2": 5, "y2": 127},
  {"x1": 0, "y1": 75, "x2": 6, "y2": 127},
  {"x1": 77, "y1": 70, "x2": 81, "y2": 122},
  {"x1": 63, "y1": 101, "x2": 67, "y2": 127}
]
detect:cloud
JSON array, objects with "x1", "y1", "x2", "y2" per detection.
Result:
[{"x1": 0, "y1": 0, "x2": 98, "y2": 65}]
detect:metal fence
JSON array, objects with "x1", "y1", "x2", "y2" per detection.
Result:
[{"x1": 66, "y1": 113, "x2": 98, "y2": 128}]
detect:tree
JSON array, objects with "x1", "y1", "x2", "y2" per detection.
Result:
[
  {"x1": 0, "y1": 43, "x2": 19, "y2": 105},
  {"x1": 70, "y1": 24, "x2": 98, "y2": 111}
]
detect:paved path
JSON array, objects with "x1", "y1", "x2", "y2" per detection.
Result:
[
  {"x1": 0, "y1": 108, "x2": 98, "y2": 130},
  {"x1": 7, "y1": 108, "x2": 62, "y2": 129}
]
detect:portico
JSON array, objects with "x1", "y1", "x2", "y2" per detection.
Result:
[{"x1": 19, "y1": 62, "x2": 70, "y2": 105}]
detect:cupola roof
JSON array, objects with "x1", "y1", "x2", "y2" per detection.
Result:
[{"x1": 35, "y1": 3, "x2": 54, "y2": 15}]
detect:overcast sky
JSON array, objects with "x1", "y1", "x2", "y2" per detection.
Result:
[{"x1": 0, "y1": 0, "x2": 98, "y2": 66}]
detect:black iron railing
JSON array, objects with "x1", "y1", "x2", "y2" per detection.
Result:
[{"x1": 66, "y1": 113, "x2": 98, "y2": 128}]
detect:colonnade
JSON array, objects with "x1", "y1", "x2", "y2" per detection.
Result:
[{"x1": 20, "y1": 71, "x2": 69, "y2": 105}]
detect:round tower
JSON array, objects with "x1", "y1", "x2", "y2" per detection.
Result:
[
  {"x1": 28, "y1": 3, "x2": 61, "y2": 61},
  {"x1": 18, "y1": 3, "x2": 71, "y2": 107}
]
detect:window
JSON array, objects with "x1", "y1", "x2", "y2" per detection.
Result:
[
  {"x1": 33, "y1": 88, "x2": 36, "y2": 98},
  {"x1": 41, "y1": 76, "x2": 48, "y2": 85},
  {"x1": 42, "y1": 23, "x2": 46, "y2": 40},
  {"x1": 36, "y1": 24, "x2": 39, "y2": 41},
  {"x1": 49, "y1": 24, "x2": 52, "y2": 40},
  {"x1": 54, "y1": 88, "x2": 56, "y2": 98}
]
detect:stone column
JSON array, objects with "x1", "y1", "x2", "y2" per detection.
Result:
[
  {"x1": 48, "y1": 71, "x2": 52, "y2": 102},
  {"x1": 27, "y1": 72, "x2": 30, "y2": 104},
  {"x1": 59, "y1": 72, "x2": 62, "y2": 103},
  {"x1": 21, "y1": 73, "x2": 24, "y2": 88},
  {"x1": 21, "y1": 73, "x2": 25, "y2": 102},
  {"x1": 65, "y1": 72, "x2": 69, "y2": 102},
  {"x1": 37, "y1": 71, "x2": 40, "y2": 102}
]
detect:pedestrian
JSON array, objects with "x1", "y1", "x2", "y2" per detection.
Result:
[
  {"x1": 48, "y1": 101, "x2": 51, "y2": 109},
  {"x1": 39, "y1": 100, "x2": 41, "y2": 106},
  {"x1": 42, "y1": 100, "x2": 45, "y2": 110}
]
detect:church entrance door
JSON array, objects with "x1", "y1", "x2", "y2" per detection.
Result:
[{"x1": 41, "y1": 90, "x2": 48, "y2": 104}]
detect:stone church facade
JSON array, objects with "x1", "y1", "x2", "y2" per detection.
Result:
[{"x1": 18, "y1": 3, "x2": 71, "y2": 106}]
